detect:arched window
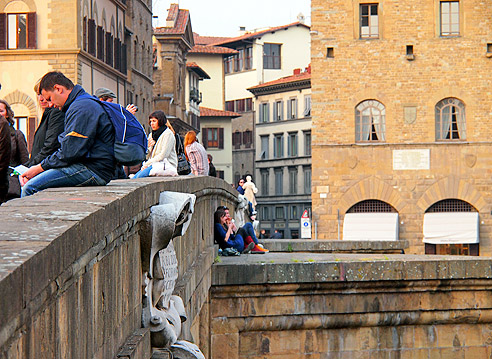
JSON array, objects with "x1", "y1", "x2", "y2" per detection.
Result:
[
  {"x1": 355, "y1": 100, "x2": 385, "y2": 142},
  {"x1": 435, "y1": 98, "x2": 465, "y2": 140},
  {"x1": 347, "y1": 199, "x2": 396, "y2": 213}
]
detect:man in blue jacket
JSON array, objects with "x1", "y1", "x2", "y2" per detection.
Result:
[{"x1": 20, "y1": 71, "x2": 115, "y2": 197}]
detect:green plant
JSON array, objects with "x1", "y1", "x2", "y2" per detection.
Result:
[
  {"x1": 287, "y1": 243, "x2": 293, "y2": 252},
  {"x1": 214, "y1": 255, "x2": 221, "y2": 263}
]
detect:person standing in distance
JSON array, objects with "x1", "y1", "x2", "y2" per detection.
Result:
[{"x1": 20, "y1": 71, "x2": 115, "y2": 196}]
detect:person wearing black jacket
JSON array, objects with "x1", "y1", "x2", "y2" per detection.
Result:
[
  {"x1": 26, "y1": 85, "x2": 65, "y2": 167},
  {"x1": 0, "y1": 115, "x2": 11, "y2": 204}
]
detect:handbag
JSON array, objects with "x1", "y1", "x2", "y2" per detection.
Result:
[{"x1": 175, "y1": 134, "x2": 191, "y2": 175}]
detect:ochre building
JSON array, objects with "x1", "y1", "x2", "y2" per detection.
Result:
[{"x1": 311, "y1": 0, "x2": 492, "y2": 255}]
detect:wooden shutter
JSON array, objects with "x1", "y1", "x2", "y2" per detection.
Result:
[
  {"x1": 0, "y1": 14, "x2": 6, "y2": 50},
  {"x1": 218, "y1": 128, "x2": 224, "y2": 149},
  {"x1": 27, "y1": 117, "x2": 36, "y2": 152},
  {"x1": 105, "y1": 33, "x2": 113, "y2": 65},
  {"x1": 27, "y1": 13, "x2": 36, "y2": 49},
  {"x1": 96, "y1": 26, "x2": 104, "y2": 60},
  {"x1": 82, "y1": 17, "x2": 87, "y2": 51},
  {"x1": 114, "y1": 38, "x2": 121, "y2": 71},
  {"x1": 87, "y1": 19, "x2": 96, "y2": 56},
  {"x1": 121, "y1": 43, "x2": 127, "y2": 74},
  {"x1": 202, "y1": 129, "x2": 208, "y2": 149}
]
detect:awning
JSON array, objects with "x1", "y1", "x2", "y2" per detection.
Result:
[
  {"x1": 343, "y1": 213, "x2": 399, "y2": 241},
  {"x1": 423, "y1": 212, "x2": 479, "y2": 244}
]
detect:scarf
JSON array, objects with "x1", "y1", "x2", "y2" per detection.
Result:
[{"x1": 151, "y1": 125, "x2": 166, "y2": 143}]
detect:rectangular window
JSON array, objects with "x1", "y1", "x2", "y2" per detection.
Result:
[
  {"x1": 235, "y1": 99, "x2": 245, "y2": 112},
  {"x1": 304, "y1": 95, "x2": 311, "y2": 117},
  {"x1": 287, "y1": 98, "x2": 297, "y2": 119},
  {"x1": 360, "y1": 4, "x2": 379, "y2": 39},
  {"x1": 245, "y1": 98, "x2": 253, "y2": 112},
  {"x1": 289, "y1": 167, "x2": 298, "y2": 194},
  {"x1": 234, "y1": 48, "x2": 244, "y2": 72},
  {"x1": 275, "y1": 168, "x2": 283, "y2": 195},
  {"x1": 288, "y1": 132, "x2": 298, "y2": 157},
  {"x1": 274, "y1": 134, "x2": 284, "y2": 158},
  {"x1": 232, "y1": 131, "x2": 242, "y2": 149},
  {"x1": 225, "y1": 100, "x2": 235, "y2": 112},
  {"x1": 290, "y1": 205, "x2": 298, "y2": 220},
  {"x1": 8, "y1": 13, "x2": 26, "y2": 49},
  {"x1": 217, "y1": 170, "x2": 224, "y2": 179},
  {"x1": 224, "y1": 56, "x2": 233, "y2": 74},
  {"x1": 261, "y1": 170, "x2": 269, "y2": 195},
  {"x1": 261, "y1": 206, "x2": 270, "y2": 220},
  {"x1": 275, "y1": 206, "x2": 285, "y2": 219},
  {"x1": 304, "y1": 131, "x2": 311, "y2": 156},
  {"x1": 440, "y1": 1, "x2": 459, "y2": 36},
  {"x1": 245, "y1": 46, "x2": 253, "y2": 69},
  {"x1": 304, "y1": 167, "x2": 312, "y2": 194},
  {"x1": 204, "y1": 128, "x2": 224, "y2": 149},
  {"x1": 263, "y1": 43, "x2": 281, "y2": 69},
  {"x1": 243, "y1": 130, "x2": 252, "y2": 148},
  {"x1": 260, "y1": 135, "x2": 269, "y2": 159},
  {"x1": 259, "y1": 103, "x2": 269, "y2": 123},
  {"x1": 273, "y1": 100, "x2": 283, "y2": 121}
]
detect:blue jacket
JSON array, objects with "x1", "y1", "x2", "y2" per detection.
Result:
[
  {"x1": 41, "y1": 85, "x2": 115, "y2": 182},
  {"x1": 214, "y1": 223, "x2": 244, "y2": 252}
]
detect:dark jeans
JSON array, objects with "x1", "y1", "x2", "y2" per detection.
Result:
[{"x1": 237, "y1": 222, "x2": 259, "y2": 245}]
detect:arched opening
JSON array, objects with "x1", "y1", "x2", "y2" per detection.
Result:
[
  {"x1": 423, "y1": 199, "x2": 479, "y2": 256},
  {"x1": 343, "y1": 199, "x2": 399, "y2": 241}
]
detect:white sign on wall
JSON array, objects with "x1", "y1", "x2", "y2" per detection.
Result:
[
  {"x1": 393, "y1": 149, "x2": 430, "y2": 170},
  {"x1": 301, "y1": 210, "x2": 311, "y2": 239}
]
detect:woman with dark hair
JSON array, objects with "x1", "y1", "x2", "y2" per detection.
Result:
[
  {"x1": 184, "y1": 130, "x2": 208, "y2": 176},
  {"x1": 26, "y1": 80, "x2": 65, "y2": 167},
  {"x1": 0, "y1": 99, "x2": 29, "y2": 199},
  {"x1": 133, "y1": 110, "x2": 178, "y2": 178}
]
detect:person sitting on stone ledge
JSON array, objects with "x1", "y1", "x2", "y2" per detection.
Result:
[
  {"x1": 20, "y1": 71, "x2": 115, "y2": 197},
  {"x1": 214, "y1": 206, "x2": 268, "y2": 254}
]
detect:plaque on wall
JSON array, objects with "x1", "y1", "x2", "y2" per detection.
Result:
[{"x1": 393, "y1": 149, "x2": 430, "y2": 170}]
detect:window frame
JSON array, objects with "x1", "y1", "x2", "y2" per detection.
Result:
[
  {"x1": 355, "y1": 100, "x2": 386, "y2": 143},
  {"x1": 274, "y1": 168, "x2": 283, "y2": 195},
  {"x1": 289, "y1": 167, "x2": 298, "y2": 194},
  {"x1": 304, "y1": 131, "x2": 311, "y2": 156},
  {"x1": 245, "y1": 46, "x2": 253, "y2": 70},
  {"x1": 288, "y1": 132, "x2": 298, "y2": 157},
  {"x1": 261, "y1": 169, "x2": 269, "y2": 195},
  {"x1": 440, "y1": 1, "x2": 460, "y2": 37},
  {"x1": 435, "y1": 98, "x2": 466, "y2": 141},
  {"x1": 359, "y1": 3, "x2": 379, "y2": 39},
  {"x1": 259, "y1": 102, "x2": 270, "y2": 123},
  {"x1": 274, "y1": 133, "x2": 284, "y2": 158},
  {"x1": 304, "y1": 95, "x2": 312, "y2": 117},
  {"x1": 287, "y1": 98, "x2": 298, "y2": 120},
  {"x1": 275, "y1": 206, "x2": 285, "y2": 219},
  {"x1": 203, "y1": 127, "x2": 224, "y2": 149},
  {"x1": 263, "y1": 43, "x2": 281, "y2": 69},
  {"x1": 260, "y1": 135, "x2": 269, "y2": 160},
  {"x1": 273, "y1": 100, "x2": 283, "y2": 121},
  {"x1": 304, "y1": 166, "x2": 312, "y2": 194},
  {"x1": 1, "y1": 12, "x2": 36, "y2": 50}
]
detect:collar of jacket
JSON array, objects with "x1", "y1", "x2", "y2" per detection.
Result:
[{"x1": 62, "y1": 84, "x2": 86, "y2": 112}]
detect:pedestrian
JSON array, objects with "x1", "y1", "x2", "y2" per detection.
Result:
[
  {"x1": 236, "y1": 178, "x2": 245, "y2": 195},
  {"x1": 184, "y1": 130, "x2": 209, "y2": 176},
  {"x1": 95, "y1": 87, "x2": 138, "y2": 115},
  {"x1": 133, "y1": 110, "x2": 177, "y2": 178},
  {"x1": 270, "y1": 229, "x2": 282, "y2": 239},
  {"x1": 0, "y1": 99, "x2": 29, "y2": 199},
  {"x1": 20, "y1": 71, "x2": 115, "y2": 197},
  {"x1": 0, "y1": 114, "x2": 11, "y2": 204},
  {"x1": 26, "y1": 80, "x2": 65, "y2": 167},
  {"x1": 207, "y1": 154, "x2": 216, "y2": 177}
]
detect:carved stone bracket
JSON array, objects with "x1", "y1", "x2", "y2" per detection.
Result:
[{"x1": 140, "y1": 191, "x2": 204, "y2": 357}]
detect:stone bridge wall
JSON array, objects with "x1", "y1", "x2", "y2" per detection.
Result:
[{"x1": 0, "y1": 177, "x2": 236, "y2": 359}]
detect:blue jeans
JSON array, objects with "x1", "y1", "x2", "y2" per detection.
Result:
[
  {"x1": 237, "y1": 222, "x2": 259, "y2": 244},
  {"x1": 133, "y1": 165, "x2": 152, "y2": 178},
  {"x1": 21, "y1": 163, "x2": 107, "y2": 197}
]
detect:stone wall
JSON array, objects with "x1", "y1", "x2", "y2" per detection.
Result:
[
  {"x1": 211, "y1": 253, "x2": 492, "y2": 358},
  {"x1": 0, "y1": 176, "x2": 236, "y2": 359}
]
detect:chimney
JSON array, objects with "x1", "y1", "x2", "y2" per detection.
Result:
[
  {"x1": 239, "y1": 26, "x2": 246, "y2": 36},
  {"x1": 297, "y1": 12, "x2": 305, "y2": 24},
  {"x1": 293, "y1": 68, "x2": 301, "y2": 75},
  {"x1": 305, "y1": 64, "x2": 311, "y2": 74},
  {"x1": 166, "y1": 4, "x2": 179, "y2": 28}
]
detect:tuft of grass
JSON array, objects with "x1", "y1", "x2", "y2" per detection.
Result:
[
  {"x1": 214, "y1": 255, "x2": 222, "y2": 263},
  {"x1": 287, "y1": 243, "x2": 294, "y2": 252}
]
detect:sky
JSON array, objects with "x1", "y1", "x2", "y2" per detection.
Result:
[{"x1": 151, "y1": 0, "x2": 311, "y2": 37}]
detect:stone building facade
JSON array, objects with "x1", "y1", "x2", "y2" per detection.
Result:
[
  {"x1": 311, "y1": 0, "x2": 492, "y2": 254},
  {"x1": 0, "y1": 0, "x2": 153, "y2": 144},
  {"x1": 248, "y1": 67, "x2": 312, "y2": 239}
]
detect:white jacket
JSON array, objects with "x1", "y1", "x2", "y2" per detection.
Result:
[{"x1": 143, "y1": 128, "x2": 178, "y2": 170}]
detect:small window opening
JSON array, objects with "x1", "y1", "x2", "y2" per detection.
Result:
[
  {"x1": 406, "y1": 45, "x2": 415, "y2": 61},
  {"x1": 327, "y1": 47, "x2": 334, "y2": 58}
]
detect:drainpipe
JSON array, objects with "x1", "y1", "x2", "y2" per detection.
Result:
[{"x1": 337, "y1": 209, "x2": 340, "y2": 241}]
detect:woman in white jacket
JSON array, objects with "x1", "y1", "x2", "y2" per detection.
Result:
[{"x1": 134, "y1": 110, "x2": 178, "y2": 178}]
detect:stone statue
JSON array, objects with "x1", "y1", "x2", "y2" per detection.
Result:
[
  {"x1": 242, "y1": 175, "x2": 258, "y2": 210},
  {"x1": 140, "y1": 191, "x2": 205, "y2": 358}
]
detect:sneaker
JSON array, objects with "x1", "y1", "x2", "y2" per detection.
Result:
[
  {"x1": 256, "y1": 244, "x2": 269, "y2": 253},
  {"x1": 242, "y1": 242, "x2": 255, "y2": 254},
  {"x1": 251, "y1": 245, "x2": 268, "y2": 253}
]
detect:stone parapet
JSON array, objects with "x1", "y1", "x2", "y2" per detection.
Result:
[{"x1": 261, "y1": 239, "x2": 408, "y2": 253}]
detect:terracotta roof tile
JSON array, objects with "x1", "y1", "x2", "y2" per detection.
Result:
[
  {"x1": 186, "y1": 62, "x2": 210, "y2": 79},
  {"x1": 200, "y1": 107, "x2": 240, "y2": 118},
  {"x1": 212, "y1": 22, "x2": 309, "y2": 46},
  {"x1": 155, "y1": 8, "x2": 190, "y2": 35},
  {"x1": 193, "y1": 33, "x2": 232, "y2": 45},
  {"x1": 248, "y1": 71, "x2": 311, "y2": 91},
  {"x1": 189, "y1": 45, "x2": 238, "y2": 55}
]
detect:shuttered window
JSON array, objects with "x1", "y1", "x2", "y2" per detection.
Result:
[
  {"x1": 87, "y1": 19, "x2": 96, "y2": 56},
  {"x1": 105, "y1": 32, "x2": 113, "y2": 66},
  {"x1": 96, "y1": 26, "x2": 104, "y2": 60},
  {"x1": 0, "y1": 12, "x2": 36, "y2": 50},
  {"x1": 203, "y1": 128, "x2": 224, "y2": 149}
]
